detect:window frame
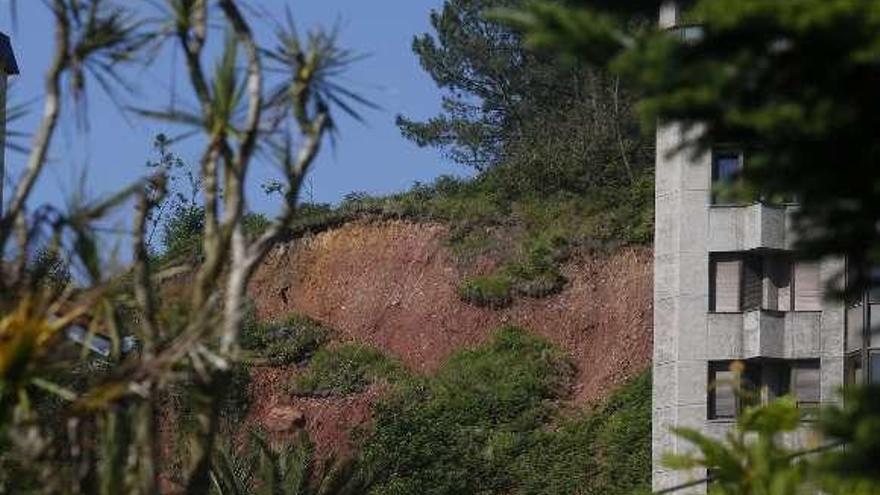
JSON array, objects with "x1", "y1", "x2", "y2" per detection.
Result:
[
  {"x1": 789, "y1": 359, "x2": 821, "y2": 413},
  {"x1": 709, "y1": 252, "x2": 822, "y2": 314},
  {"x1": 792, "y1": 260, "x2": 823, "y2": 312},
  {"x1": 708, "y1": 361, "x2": 741, "y2": 420},
  {"x1": 709, "y1": 253, "x2": 744, "y2": 313},
  {"x1": 708, "y1": 359, "x2": 821, "y2": 421},
  {"x1": 711, "y1": 148, "x2": 745, "y2": 205}
]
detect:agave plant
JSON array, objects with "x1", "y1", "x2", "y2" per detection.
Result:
[{"x1": 210, "y1": 431, "x2": 371, "y2": 495}]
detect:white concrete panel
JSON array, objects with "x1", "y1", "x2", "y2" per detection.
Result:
[
  {"x1": 654, "y1": 296, "x2": 679, "y2": 365},
  {"x1": 743, "y1": 310, "x2": 785, "y2": 358},
  {"x1": 786, "y1": 312, "x2": 822, "y2": 358},
  {"x1": 707, "y1": 313, "x2": 743, "y2": 359},
  {"x1": 654, "y1": 362, "x2": 678, "y2": 409},
  {"x1": 676, "y1": 360, "x2": 709, "y2": 406},
  {"x1": 820, "y1": 356, "x2": 844, "y2": 406},
  {"x1": 655, "y1": 253, "x2": 681, "y2": 301},
  {"x1": 678, "y1": 252, "x2": 710, "y2": 298}
]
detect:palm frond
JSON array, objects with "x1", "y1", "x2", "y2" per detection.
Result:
[
  {"x1": 61, "y1": 0, "x2": 153, "y2": 125},
  {"x1": 261, "y1": 9, "x2": 377, "y2": 134}
]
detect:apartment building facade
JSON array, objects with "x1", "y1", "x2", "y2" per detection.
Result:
[{"x1": 651, "y1": 1, "x2": 879, "y2": 491}]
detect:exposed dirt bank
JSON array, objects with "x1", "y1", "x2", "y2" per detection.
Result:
[{"x1": 248, "y1": 220, "x2": 653, "y2": 405}]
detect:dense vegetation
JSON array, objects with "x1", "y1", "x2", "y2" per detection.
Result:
[
  {"x1": 272, "y1": 326, "x2": 651, "y2": 495},
  {"x1": 159, "y1": 317, "x2": 652, "y2": 495}
]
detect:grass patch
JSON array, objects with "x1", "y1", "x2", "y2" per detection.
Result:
[
  {"x1": 457, "y1": 234, "x2": 568, "y2": 308},
  {"x1": 458, "y1": 273, "x2": 513, "y2": 308},
  {"x1": 291, "y1": 344, "x2": 404, "y2": 397},
  {"x1": 357, "y1": 327, "x2": 650, "y2": 495},
  {"x1": 240, "y1": 312, "x2": 331, "y2": 366}
]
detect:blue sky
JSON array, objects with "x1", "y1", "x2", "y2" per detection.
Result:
[{"x1": 0, "y1": 0, "x2": 460, "y2": 225}]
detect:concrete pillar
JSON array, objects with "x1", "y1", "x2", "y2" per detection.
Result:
[{"x1": 653, "y1": 121, "x2": 712, "y2": 492}]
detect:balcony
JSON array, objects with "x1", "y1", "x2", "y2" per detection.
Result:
[
  {"x1": 708, "y1": 203, "x2": 797, "y2": 252},
  {"x1": 707, "y1": 309, "x2": 821, "y2": 360}
]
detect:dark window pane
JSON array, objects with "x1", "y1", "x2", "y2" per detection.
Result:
[
  {"x1": 673, "y1": 25, "x2": 705, "y2": 42},
  {"x1": 870, "y1": 352, "x2": 880, "y2": 385},
  {"x1": 712, "y1": 152, "x2": 743, "y2": 204},
  {"x1": 711, "y1": 368, "x2": 737, "y2": 419},
  {"x1": 793, "y1": 361, "x2": 821, "y2": 406},
  {"x1": 742, "y1": 254, "x2": 763, "y2": 311},
  {"x1": 869, "y1": 267, "x2": 880, "y2": 303},
  {"x1": 847, "y1": 305, "x2": 864, "y2": 354},
  {"x1": 765, "y1": 255, "x2": 792, "y2": 311},
  {"x1": 846, "y1": 355, "x2": 864, "y2": 387},
  {"x1": 764, "y1": 362, "x2": 790, "y2": 401},
  {"x1": 871, "y1": 312, "x2": 880, "y2": 348},
  {"x1": 714, "y1": 154, "x2": 741, "y2": 184}
]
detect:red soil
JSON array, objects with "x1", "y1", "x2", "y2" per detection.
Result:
[
  {"x1": 245, "y1": 366, "x2": 381, "y2": 459},
  {"x1": 244, "y1": 220, "x2": 653, "y2": 454}
]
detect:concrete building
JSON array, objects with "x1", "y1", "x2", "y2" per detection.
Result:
[
  {"x1": 0, "y1": 32, "x2": 19, "y2": 216},
  {"x1": 650, "y1": 1, "x2": 874, "y2": 491}
]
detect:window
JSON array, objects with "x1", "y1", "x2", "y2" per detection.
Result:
[
  {"x1": 671, "y1": 24, "x2": 705, "y2": 43},
  {"x1": 763, "y1": 254, "x2": 791, "y2": 311},
  {"x1": 793, "y1": 261, "x2": 822, "y2": 311},
  {"x1": 710, "y1": 254, "x2": 821, "y2": 313},
  {"x1": 712, "y1": 151, "x2": 743, "y2": 204},
  {"x1": 709, "y1": 360, "x2": 820, "y2": 420},
  {"x1": 710, "y1": 254, "x2": 742, "y2": 312},
  {"x1": 868, "y1": 266, "x2": 880, "y2": 303},
  {"x1": 709, "y1": 360, "x2": 785, "y2": 419},
  {"x1": 790, "y1": 360, "x2": 821, "y2": 410},
  {"x1": 742, "y1": 255, "x2": 763, "y2": 311},
  {"x1": 709, "y1": 362, "x2": 740, "y2": 419},
  {"x1": 844, "y1": 353, "x2": 880, "y2": 386},
  {"x1": 872, "y1": 352, "x2": 880, "y2": 384},
  {"x1": 845, "y1": 354, "x2": 864, "y2": 387}
]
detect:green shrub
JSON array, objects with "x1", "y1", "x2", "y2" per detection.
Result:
[
  {"x1": 242, "y1": 212, "x2": 271, "y2": 239},
  {"x1": 359, "y1": 327, "x2": 574, "y2": 495},
  {"x1": 241, "y1": 313, "x2": 331, "y2": 366},
  {"x1": 511, "y1": 372, "x2": 651, "y2": 495},
  {"x1": 358, "y1": 331, "x2": 650, "y2": 495},
  {"x1": 161, "y1": 205, "x2": 204, "y2": 262},
  {"x1": 458, "y1": 273, "x2": 513, "y2": 308},
  {"x1": 291, "y1": 344, "x2": 404, "y2": 397},
  {"x1": 505, "y1": 234, "x2": 569, "y2": 297}
]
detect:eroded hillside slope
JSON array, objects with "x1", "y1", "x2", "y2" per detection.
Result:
[{"x1": 248, "y1": 220, "x2": 652, "y2": 404}]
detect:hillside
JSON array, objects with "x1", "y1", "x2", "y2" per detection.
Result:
[{"x1": 241, "y1": 219, "x2": 652, "y2": 458}]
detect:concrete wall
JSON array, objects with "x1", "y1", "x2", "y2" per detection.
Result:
[{"x1": 653, "y1": 121, "x2": 712, "y2": 491}]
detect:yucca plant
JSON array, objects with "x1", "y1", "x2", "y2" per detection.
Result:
[
  {"x1": 0, "y1": 0, "x2": 371, "y2": 493},
  {"x1": 210, "y1": 431, "x2": 371, "y2": 495}
]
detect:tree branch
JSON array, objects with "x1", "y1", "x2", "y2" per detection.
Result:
[{"x1": 133, "y1": 178, "x2": 164, "y2": 356}]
